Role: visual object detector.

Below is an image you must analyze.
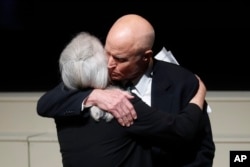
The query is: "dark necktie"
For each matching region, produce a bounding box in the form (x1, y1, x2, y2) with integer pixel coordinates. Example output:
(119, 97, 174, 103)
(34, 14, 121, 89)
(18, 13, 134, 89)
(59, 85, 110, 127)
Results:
(124, 81, 134, 92)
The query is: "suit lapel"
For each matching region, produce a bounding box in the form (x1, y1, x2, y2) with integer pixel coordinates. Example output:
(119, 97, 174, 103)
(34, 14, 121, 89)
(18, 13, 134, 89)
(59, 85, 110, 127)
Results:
(151, 60, 174, 113)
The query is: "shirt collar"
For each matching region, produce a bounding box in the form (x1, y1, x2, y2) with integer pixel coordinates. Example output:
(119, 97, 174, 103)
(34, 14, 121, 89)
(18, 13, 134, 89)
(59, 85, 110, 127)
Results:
(132, 59, 153, 95)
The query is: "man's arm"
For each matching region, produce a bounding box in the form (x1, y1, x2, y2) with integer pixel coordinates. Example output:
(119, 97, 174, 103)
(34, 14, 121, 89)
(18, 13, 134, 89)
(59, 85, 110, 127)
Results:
(37, 82, 92, 117)
(37, 82, 137, 126)
(126, 76, 206, 143)
(84, 88, 136, 126)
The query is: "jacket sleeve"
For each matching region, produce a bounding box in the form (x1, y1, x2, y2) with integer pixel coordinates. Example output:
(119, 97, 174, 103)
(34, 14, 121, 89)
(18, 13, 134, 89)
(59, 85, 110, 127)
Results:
(37, 82, 93, 118)
(126, 95, 204, 144)
(190, 100, 215, 167)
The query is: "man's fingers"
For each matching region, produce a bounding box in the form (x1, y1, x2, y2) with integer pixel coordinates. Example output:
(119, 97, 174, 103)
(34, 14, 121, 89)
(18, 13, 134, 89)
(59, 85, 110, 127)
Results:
(116, 104, 133, 127)
(92, 88, 137, 127)
(122, 91, 137, 120)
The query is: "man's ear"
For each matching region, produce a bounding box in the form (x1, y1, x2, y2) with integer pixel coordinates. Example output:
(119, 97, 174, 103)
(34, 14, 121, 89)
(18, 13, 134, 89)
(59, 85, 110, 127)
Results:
(143, 49, 153, 61)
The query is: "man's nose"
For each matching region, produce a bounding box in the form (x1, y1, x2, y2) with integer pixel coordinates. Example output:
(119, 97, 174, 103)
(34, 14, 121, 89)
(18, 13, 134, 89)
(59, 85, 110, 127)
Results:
(107, 57, 116, 69)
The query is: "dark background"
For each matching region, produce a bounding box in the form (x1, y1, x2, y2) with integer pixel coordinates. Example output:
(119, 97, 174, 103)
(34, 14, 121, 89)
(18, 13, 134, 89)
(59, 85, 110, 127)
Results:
(0, 1, 249, 92)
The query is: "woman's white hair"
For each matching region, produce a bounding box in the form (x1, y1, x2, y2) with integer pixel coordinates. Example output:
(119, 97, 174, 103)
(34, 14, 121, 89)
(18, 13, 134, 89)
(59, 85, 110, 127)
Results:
(59, 32, 109, 90)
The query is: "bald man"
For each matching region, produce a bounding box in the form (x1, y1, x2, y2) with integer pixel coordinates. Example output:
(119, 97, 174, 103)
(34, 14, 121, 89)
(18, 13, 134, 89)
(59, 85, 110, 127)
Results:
(37, 14, 215, 167)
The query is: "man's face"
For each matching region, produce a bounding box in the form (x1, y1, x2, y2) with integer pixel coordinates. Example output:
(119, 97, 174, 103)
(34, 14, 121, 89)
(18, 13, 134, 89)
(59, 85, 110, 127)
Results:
(105, 48, 145, 82)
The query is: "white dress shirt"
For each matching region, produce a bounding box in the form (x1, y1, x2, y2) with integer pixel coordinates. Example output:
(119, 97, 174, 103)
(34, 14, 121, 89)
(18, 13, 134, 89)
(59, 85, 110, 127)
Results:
(131, 60, 153, 106)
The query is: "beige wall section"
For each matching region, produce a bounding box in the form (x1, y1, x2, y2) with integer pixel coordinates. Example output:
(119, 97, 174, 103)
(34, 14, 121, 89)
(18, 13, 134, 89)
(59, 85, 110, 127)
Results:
(0, 91, 250, 167)
(0, 92, 61, 167)
(0, 92, 55, 133)
(206, 91, 250, 167)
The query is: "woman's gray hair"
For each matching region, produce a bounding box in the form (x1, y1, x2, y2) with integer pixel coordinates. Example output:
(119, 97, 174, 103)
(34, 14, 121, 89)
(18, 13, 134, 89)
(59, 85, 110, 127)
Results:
(59, 32, 109, 90)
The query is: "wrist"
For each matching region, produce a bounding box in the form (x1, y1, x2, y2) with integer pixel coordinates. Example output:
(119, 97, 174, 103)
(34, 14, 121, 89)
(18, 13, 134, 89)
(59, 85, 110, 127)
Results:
(84, 89, 100, 106)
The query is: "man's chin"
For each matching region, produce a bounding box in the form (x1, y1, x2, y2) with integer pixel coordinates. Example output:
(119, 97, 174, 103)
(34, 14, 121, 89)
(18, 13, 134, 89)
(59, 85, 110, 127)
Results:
(111, 77, 120, 81)
(110, 74, 118, 80)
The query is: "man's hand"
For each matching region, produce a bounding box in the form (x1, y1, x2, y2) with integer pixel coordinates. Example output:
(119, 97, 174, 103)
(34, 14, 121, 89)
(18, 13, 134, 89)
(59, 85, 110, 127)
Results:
(84, 88, 137, 127)
(190, 75, 207, 110)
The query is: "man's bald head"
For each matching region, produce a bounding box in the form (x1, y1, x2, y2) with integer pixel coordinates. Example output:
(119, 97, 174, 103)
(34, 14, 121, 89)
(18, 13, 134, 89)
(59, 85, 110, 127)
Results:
(106, 14, 155, 52)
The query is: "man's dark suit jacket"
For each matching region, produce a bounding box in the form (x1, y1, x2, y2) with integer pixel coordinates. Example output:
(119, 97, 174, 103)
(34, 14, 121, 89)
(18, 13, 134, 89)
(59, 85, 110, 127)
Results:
(150, 60, 215, 167)
(37, 59, 215, 167)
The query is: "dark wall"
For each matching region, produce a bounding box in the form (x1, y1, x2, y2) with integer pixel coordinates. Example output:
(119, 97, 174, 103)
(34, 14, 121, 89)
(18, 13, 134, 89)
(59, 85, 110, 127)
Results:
(1, 1, 249, 91)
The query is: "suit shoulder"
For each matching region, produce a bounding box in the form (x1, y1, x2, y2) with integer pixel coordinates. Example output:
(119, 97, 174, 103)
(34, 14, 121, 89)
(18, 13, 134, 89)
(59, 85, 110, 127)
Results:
(153, 60, 195, 78)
